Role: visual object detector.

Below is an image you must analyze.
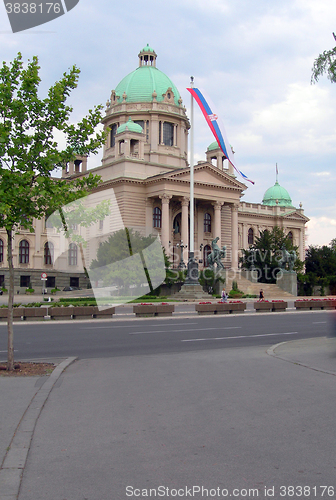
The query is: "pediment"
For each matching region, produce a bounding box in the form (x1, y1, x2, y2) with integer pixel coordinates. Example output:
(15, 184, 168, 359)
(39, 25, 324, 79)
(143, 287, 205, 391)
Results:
(146, 162, 247, 192)
(280, 210, 310, 222)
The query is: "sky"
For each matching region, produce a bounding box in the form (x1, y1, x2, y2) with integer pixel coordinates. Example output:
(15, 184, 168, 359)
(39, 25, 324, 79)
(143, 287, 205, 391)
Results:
(1, 0, 336, 247)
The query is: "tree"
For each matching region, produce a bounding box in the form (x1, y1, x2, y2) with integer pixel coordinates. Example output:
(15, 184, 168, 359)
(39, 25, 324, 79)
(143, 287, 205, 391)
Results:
(0, 53, 107, 370)
(240, 227, 303, 283)
(90, 228, 167, 298)
(302, 243, 336, 295)
(311, 33, 336, 83)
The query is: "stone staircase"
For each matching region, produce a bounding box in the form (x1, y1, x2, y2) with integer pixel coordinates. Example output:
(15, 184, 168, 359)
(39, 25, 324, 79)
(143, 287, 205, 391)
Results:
(224, 271, 295, 299)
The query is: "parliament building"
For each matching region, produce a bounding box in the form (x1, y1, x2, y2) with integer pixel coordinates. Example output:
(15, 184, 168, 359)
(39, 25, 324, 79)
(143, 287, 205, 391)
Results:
(0, 45, 309, 293)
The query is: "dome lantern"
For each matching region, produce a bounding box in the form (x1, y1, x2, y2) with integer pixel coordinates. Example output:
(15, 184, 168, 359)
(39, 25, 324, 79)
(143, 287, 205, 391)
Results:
(138, 44, 157, 67)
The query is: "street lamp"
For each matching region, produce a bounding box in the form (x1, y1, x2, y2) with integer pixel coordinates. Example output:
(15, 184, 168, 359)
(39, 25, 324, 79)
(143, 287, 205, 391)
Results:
(176, 241, 187, 269)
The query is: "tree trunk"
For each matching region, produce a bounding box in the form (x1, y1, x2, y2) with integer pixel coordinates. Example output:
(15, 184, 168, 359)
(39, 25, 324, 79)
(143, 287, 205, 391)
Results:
(6, 228, 14, 371)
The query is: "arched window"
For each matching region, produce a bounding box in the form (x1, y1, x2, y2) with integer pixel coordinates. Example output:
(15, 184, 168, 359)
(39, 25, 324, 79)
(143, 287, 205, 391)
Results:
(153, 207, 161, 228)
(19, 240, 29, 264)
(248, 228, 254, 246)
(68, 243, 77, 266)
(44, 242, 54, 265)
(287, 231, 293, 244)
(0, 238, 3, 263)
(173, 214, 181, 234)
(204, 213, 211, 233)
(204, 245, 211, 267)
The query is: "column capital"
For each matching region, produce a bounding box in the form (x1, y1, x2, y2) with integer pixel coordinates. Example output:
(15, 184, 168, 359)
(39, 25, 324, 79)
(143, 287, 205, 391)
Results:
(181, 196, 190, 207)
(159, 193, 172, 204)
(212, 201, 223, 210)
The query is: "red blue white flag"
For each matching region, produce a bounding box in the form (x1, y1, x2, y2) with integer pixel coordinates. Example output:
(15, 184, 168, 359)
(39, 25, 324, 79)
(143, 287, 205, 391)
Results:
(187, 87, 254, 184)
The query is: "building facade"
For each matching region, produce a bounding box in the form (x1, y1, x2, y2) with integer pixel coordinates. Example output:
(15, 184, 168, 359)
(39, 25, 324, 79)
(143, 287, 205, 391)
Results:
(0, 45, 308, 292)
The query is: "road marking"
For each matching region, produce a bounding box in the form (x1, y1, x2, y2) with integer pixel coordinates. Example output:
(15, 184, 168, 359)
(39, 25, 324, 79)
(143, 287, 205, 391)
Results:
(181, 332, 298, 342)
(313, 321, 327, 324)
(129, 327, 242, 335)
(81, 322, 198, 330)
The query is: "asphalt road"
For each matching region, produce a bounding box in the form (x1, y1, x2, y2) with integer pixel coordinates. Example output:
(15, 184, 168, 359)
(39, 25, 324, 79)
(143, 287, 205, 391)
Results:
(0, 311, 332, 361)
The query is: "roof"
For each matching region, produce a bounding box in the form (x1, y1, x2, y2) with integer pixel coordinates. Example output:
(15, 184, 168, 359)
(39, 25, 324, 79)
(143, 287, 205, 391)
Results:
(115, 47, 181, 105)
(262, 181, 293, 207)
(116, 118, 143, 135)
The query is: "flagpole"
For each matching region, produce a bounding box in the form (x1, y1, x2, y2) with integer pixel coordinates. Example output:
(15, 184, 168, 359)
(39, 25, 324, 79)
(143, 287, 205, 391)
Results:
(186, 76, 198, 283)
(190, 76, 194, 255)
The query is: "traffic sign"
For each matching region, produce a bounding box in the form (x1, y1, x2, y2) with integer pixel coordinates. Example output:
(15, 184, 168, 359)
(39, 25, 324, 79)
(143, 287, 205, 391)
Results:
(41, 272, 47, 280)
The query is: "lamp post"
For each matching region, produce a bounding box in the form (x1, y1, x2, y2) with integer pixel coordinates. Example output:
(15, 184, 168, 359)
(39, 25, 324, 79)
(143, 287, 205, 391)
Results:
(176, 241, 187, 269)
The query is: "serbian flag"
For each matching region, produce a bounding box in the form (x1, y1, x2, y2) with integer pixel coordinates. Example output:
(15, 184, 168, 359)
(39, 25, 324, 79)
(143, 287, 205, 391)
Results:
(187, 87, 254, 184)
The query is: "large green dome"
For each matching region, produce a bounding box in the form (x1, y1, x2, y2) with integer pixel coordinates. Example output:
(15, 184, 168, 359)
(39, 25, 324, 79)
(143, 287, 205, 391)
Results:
(114, 46, 181, 106)
(262, 181, 293, 207)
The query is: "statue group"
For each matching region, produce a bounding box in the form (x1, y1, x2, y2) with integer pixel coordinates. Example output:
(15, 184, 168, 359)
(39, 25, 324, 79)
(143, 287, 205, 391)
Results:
(278, 245, 297, 272)
(207, 237, 226, 271)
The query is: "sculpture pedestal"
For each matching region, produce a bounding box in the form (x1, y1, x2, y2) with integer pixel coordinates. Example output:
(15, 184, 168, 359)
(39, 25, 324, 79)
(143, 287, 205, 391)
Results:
(213, 270, 226, 295)
(276, 271, 297, 296)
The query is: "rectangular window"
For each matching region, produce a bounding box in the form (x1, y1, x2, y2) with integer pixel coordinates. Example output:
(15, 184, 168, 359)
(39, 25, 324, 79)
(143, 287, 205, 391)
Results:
(46, 276, 56, 288)
(20, 275, 30, 288)
(0, 275, 4, 288)
(163, 122, 174, 146)
(99, 219, 104, 230)
(70, 277, 79, 288)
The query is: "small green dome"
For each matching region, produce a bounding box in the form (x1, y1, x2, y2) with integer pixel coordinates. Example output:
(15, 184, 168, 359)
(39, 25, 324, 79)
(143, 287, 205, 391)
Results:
(208, 141, 220, 151)
(139, 43, 155, 54)
(262, 181, 293, 207)
(116, 118, 143, 135)
(115, 47, 181, 106)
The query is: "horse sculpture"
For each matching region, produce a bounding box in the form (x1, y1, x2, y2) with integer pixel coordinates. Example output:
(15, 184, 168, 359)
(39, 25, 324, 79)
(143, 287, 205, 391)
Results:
(278, 245, 297, 271)
(207, 237, 226, 271)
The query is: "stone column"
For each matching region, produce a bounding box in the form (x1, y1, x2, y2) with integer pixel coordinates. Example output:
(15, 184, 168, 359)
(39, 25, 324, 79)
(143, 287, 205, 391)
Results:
(159, 194, 172, 252)
(299, 228, 304, 262)
(212, 201, 223, 246)
(181, 197, 189, 263)
(231, 204, 239, 270)
(145, 198, 153, 236)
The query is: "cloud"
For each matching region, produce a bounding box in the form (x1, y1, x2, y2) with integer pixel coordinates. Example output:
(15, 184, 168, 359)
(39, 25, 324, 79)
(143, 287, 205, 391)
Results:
(306, 216, 336, 246)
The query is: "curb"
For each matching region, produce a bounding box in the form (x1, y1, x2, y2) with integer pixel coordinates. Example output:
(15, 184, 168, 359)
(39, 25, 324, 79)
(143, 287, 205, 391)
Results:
(266, 339, 336, 377)
(0, 356, 77, 499)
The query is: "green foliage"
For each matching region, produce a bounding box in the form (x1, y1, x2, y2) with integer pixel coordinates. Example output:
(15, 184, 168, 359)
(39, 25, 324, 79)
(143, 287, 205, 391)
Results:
(90, 228, 169, 294)
(228, 289, 244, 298)
(240, 227, 303, 283)
(311, 36, 336, 83)
(232, 280, 238, 291)
(300, 242, 336, 295)
(198, 268, 225, 294)
(0, 53, 106, 234)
